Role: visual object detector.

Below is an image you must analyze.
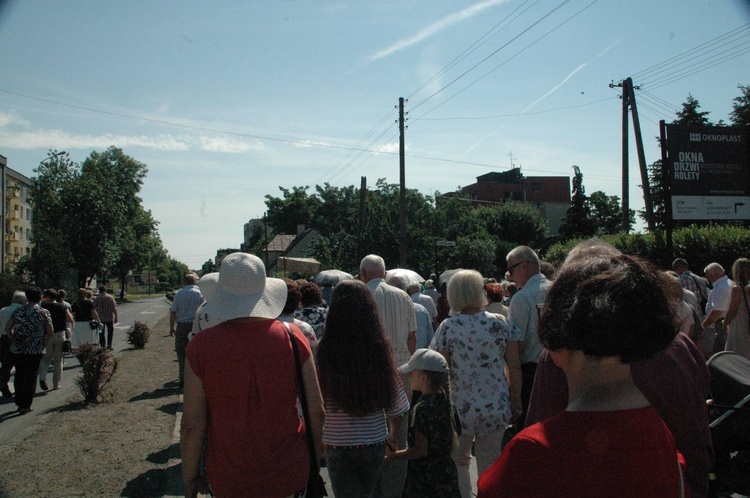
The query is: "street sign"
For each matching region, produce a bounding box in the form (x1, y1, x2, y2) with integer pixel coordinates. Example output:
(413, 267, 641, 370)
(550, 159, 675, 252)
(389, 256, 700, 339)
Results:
(435, 240, 456, 247)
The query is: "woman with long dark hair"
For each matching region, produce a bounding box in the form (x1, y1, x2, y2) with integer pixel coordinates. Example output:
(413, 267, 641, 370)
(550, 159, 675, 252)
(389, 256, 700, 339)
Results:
(316, 280, 409, 498)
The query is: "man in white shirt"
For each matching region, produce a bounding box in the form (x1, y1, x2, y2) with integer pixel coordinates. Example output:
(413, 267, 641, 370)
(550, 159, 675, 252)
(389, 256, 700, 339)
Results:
(506, 245, 552, 428)
(702, 262, 733, 353)
(406, 281, 437, 328)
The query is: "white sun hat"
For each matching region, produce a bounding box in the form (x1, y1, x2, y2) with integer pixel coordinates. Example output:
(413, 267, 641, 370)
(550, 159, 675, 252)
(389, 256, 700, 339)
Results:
(202, 252, 287, 321)
(196, 272, 219, 302)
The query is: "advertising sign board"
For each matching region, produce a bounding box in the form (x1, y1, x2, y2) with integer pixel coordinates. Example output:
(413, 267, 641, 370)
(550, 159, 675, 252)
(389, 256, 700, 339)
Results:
(665, 124, 749, 220)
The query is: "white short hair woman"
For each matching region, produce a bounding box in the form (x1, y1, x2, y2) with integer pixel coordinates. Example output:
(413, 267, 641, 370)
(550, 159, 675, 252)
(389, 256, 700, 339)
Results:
(430, 269, 523, 498)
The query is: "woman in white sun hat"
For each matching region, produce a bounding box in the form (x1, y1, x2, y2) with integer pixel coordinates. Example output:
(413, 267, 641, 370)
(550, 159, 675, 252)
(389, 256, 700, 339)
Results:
(180, 252, 324, 498)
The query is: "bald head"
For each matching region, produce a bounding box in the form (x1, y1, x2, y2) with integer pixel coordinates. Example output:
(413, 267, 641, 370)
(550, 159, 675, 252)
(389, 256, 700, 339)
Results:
(388, 276, 407, 291)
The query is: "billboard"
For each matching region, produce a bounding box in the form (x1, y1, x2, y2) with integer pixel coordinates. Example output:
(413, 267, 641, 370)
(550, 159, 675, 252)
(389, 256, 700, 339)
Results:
(665, 124, 750, 220)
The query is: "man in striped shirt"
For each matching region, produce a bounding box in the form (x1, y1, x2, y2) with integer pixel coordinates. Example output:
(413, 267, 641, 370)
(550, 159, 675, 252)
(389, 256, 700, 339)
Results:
(360, 254, 416, 498)
(94, 286, 118, 350)
(170, 274, 204, 387)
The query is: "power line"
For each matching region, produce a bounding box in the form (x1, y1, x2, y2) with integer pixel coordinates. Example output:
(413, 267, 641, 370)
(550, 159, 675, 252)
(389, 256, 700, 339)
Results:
(631, 23, 750, 80)
(407, 0, 539, 100)
(410, 0, 599, 121)
(0, 87, 395, 157)
(646, 45, 750, 91)
(415, 97, 614, 121)
(408, 0, 574, 115)
(313, 108, 397, 185)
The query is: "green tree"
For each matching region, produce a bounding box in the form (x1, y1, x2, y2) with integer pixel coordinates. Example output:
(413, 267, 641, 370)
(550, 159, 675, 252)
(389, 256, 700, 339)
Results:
(29, 150, 78, 287)
(730, 84, 750, 127)
(559, 165, 595, 239)
(673, 94, 712, 125)
(638, 160, 668, 230)
(454, 235, 497, 277)
(30, 147, 182, 291)
(265, 186, 322, 234)
(589, 191, 633, 235)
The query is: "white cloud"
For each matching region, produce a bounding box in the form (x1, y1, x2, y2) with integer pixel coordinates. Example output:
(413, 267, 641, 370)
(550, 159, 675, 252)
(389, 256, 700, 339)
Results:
(0, 112, 260, 153)
(197, 136, 258, 153)
(371, 0, 509, 61)
(522, 63, 588, 113)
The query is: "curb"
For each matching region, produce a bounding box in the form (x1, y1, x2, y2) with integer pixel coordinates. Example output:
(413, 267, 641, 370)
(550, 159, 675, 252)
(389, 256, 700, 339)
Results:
(163, 393, 184, 497)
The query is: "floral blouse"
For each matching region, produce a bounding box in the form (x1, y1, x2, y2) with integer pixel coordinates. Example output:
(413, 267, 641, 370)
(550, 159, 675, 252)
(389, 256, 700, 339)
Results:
(293, 306, 327, 339)
(430, 311, 522, 435)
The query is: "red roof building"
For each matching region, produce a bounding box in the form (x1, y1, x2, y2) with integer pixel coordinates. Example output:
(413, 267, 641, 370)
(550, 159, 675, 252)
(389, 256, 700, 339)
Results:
(459, 169, 570, 235)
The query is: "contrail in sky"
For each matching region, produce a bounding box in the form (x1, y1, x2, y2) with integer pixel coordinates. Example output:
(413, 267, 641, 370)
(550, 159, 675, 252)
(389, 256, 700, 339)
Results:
(371, 0, 510, 61)
(522, 63, 588, 113)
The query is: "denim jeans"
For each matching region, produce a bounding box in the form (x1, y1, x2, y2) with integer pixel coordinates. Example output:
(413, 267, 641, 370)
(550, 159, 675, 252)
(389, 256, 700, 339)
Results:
(99, 321, 114, 348)
(326, 444, 386, 498)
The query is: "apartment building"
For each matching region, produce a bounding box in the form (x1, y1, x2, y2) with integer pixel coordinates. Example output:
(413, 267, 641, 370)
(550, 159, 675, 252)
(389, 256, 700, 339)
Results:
(0, 155, 33, 271)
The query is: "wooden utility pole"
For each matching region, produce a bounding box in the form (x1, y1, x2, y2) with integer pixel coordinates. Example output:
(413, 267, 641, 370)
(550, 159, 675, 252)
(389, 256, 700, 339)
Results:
(398, 97, 407, 268)
(621, 81, 630, 232)
(357, 176, 367, 263)
(611, 77, 655, 232)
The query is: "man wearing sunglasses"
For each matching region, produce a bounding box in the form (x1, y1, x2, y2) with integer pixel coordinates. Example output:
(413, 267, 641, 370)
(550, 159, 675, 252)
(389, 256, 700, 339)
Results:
(505, 246, 551, 429)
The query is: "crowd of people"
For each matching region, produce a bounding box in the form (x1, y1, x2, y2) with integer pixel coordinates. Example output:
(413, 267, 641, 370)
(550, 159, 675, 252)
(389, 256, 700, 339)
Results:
(3, 239, 738, 496)
(0, 285, 119, 414)
(172, 239, 749, 498)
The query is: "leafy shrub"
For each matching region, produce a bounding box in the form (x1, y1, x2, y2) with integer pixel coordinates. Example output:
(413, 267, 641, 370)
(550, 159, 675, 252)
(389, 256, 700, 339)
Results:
(126, 321, 151, 349)
(75, 344, 118, 404)
(542, 225, 750, 272)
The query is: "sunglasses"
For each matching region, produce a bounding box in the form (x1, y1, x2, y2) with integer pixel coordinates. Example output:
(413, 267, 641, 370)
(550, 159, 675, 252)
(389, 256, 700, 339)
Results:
(507, 261, 524, 273)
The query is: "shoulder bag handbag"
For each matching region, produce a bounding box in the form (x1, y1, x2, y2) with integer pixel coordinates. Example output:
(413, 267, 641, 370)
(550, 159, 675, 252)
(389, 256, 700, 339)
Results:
(284, 321, 328, 498)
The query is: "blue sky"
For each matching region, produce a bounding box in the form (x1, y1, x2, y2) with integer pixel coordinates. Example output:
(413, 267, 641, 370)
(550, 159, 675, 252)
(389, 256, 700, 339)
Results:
(1, 0, 748, 269)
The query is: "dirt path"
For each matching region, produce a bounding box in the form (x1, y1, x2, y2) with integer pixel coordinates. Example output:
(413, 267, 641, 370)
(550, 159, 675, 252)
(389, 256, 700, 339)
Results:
(0, 314, 181, 497)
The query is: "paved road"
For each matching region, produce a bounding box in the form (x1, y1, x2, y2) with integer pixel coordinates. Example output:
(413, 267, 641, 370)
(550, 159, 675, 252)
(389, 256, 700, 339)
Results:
(0, 296, 171, 448)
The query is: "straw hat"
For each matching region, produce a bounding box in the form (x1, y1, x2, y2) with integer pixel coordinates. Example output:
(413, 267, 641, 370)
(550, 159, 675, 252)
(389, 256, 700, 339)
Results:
(202, 252, 286, 321)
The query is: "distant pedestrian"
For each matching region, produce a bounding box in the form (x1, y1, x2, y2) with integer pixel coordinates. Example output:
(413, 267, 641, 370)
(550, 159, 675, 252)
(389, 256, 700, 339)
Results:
(293, 281, 327, 339)
(721, 258, 750, 360)
(6, 286, 53, 414)
(0, 291, 27, 398)
(38, 289, 75, 390)
(56, 289, 72, 311)
(94, 286, 118, 350)
(71, 288, 100, 348)
(673, 258, 709, 315)
(278, 278, 318, 349)
(702, 262, 733, 353)
(388, 349, 460, 497)
(189, 272, 220, 340)
(170, 274, 204, 387)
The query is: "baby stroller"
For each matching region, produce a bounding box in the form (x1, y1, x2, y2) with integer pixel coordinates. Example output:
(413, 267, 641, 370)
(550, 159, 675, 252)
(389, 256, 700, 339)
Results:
(706, 351, 750, 497)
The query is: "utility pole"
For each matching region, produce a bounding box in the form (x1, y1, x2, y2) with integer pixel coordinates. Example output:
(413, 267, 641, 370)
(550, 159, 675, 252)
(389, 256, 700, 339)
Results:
(398, 97, 407, 268)
(357, 176, 367, 263)
(610, 77, 655, 232)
